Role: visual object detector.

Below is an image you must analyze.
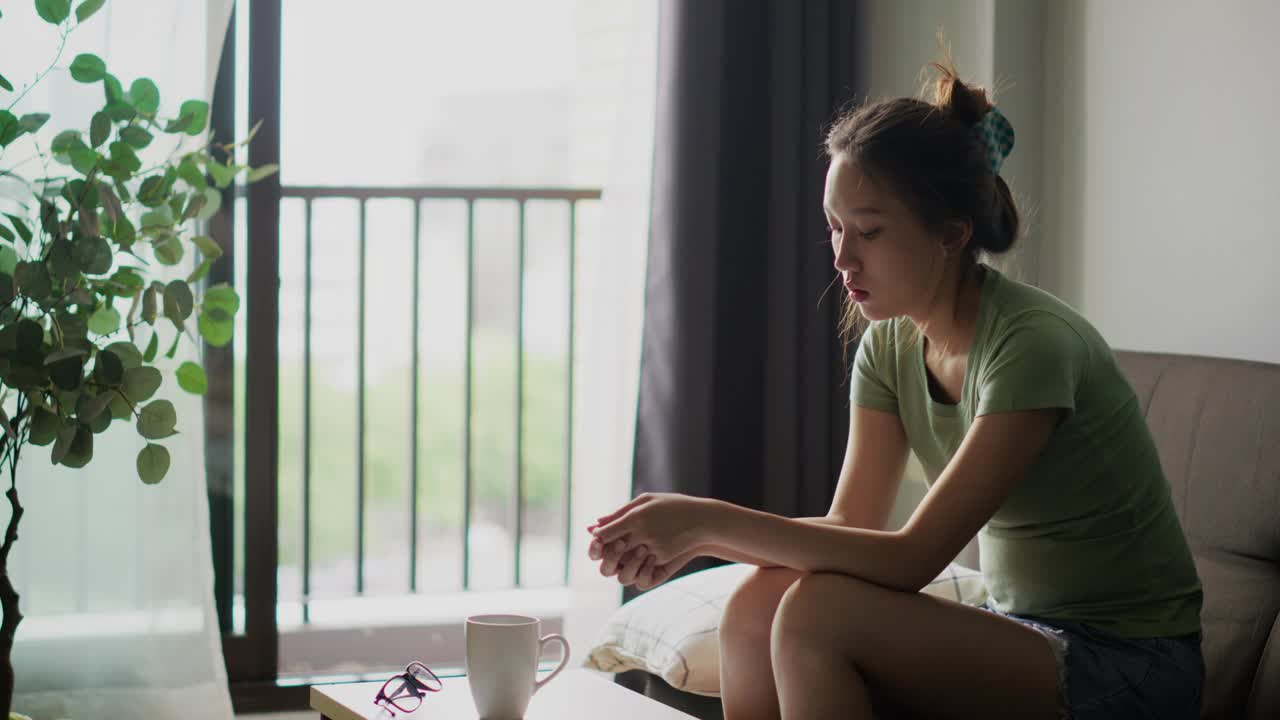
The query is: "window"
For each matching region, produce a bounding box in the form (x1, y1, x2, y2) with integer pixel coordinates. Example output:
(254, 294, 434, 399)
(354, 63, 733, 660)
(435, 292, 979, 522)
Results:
(211, 0, 646, 690)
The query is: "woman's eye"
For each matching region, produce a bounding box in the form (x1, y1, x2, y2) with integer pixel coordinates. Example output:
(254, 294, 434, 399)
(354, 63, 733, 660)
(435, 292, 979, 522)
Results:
(857, 228, 880, 240)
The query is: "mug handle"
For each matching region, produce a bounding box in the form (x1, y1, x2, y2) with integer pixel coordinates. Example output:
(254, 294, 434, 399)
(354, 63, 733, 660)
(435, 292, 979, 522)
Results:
(533, 633, 571, 692)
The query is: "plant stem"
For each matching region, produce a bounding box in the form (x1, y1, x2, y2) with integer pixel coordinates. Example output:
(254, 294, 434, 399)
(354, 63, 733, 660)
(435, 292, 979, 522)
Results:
(0, 396, 27, 718)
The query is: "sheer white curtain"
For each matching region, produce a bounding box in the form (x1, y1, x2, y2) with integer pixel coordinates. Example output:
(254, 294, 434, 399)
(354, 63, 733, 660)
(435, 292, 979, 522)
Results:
(1, 2, 234, 718)
(563, 0, 659, 660)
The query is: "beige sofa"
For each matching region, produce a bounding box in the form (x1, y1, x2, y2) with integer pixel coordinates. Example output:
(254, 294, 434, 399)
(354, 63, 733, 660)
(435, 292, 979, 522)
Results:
(620, 350, 1280, 719)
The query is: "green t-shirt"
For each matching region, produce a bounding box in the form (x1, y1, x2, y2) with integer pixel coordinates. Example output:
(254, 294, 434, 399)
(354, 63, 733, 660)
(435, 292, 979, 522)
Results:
(851, 265, 1202, 638)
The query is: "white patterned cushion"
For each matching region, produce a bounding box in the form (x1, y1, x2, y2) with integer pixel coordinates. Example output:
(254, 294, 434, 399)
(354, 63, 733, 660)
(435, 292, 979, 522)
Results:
(583, 562, 987, 697)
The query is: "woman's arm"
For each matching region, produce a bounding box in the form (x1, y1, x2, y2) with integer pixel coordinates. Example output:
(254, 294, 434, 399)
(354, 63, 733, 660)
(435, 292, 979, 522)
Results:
(696, 408, 1062, 590)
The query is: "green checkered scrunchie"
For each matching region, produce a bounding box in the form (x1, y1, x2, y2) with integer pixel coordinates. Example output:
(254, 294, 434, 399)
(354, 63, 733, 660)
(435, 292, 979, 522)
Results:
(974, 106, 1015, 175)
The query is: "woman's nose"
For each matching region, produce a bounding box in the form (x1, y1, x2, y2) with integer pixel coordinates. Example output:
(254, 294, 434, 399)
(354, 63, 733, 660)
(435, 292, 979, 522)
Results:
(832, 241, 859, 273)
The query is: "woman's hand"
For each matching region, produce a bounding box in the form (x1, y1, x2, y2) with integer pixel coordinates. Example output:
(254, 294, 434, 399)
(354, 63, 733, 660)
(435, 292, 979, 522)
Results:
(589, 493, 716, 566)
(588, 527, 699, 591)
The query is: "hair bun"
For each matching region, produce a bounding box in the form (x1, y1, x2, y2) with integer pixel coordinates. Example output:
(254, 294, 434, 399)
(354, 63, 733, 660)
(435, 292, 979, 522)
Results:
(928, 60, 991, 128)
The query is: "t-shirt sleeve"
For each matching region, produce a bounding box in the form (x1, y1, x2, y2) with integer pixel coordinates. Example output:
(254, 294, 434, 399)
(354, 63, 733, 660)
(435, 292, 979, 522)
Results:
(976, 311, 1089, 417)
(850, 320, 899, 414)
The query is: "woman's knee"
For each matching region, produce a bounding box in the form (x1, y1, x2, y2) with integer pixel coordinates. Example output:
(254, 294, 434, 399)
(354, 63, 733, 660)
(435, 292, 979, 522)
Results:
(721, 567, 807, 643)
(773, 572, 882, 646)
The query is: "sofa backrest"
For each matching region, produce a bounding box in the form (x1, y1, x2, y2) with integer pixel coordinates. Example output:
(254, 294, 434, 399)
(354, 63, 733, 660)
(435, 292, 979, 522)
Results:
(1114, 351, 1280, 720)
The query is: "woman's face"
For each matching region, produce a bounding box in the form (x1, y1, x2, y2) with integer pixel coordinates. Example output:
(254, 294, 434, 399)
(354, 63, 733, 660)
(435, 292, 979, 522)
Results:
(822, 156, 953, 322)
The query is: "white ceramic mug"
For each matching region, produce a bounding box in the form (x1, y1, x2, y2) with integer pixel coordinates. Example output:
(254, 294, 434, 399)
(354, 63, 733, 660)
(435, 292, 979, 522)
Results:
(464, 614, 570, 719)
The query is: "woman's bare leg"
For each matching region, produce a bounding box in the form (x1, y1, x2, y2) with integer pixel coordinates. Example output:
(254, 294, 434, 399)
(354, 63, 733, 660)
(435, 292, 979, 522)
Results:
(770, 572, 1060, 720)
(718, 567, 807, 720)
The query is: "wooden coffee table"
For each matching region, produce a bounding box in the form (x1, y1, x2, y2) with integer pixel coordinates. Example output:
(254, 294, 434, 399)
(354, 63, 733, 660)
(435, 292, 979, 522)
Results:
(310, 668, 701, 719)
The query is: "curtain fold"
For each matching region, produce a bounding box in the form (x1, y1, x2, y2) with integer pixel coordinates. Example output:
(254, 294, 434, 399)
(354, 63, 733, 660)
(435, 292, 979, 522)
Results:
(630, 0, 867, 590)
(2, 3, 235, 718)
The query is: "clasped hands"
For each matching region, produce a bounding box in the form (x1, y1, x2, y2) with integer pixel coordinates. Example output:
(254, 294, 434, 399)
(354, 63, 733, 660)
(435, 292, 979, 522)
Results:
(587, 492, 713, 591)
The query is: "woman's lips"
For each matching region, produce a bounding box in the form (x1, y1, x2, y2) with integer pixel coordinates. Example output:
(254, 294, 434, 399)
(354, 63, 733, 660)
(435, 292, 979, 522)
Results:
(845, 285, 870, 302)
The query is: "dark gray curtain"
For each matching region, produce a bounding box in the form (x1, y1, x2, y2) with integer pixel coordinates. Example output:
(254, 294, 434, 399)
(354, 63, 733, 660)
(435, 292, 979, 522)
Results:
(629, 0, 867, 592)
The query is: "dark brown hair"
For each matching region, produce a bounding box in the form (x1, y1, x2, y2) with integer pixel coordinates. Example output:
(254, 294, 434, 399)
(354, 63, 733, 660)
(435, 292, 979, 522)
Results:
(825, 56, 1020, 349)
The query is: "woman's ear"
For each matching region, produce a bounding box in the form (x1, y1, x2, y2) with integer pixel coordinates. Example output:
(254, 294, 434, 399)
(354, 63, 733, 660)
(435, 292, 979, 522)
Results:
(940, 218, 974, 255)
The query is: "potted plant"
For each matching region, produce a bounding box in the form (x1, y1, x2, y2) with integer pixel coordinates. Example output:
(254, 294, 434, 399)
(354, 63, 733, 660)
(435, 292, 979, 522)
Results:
(0, 1, 271, 715)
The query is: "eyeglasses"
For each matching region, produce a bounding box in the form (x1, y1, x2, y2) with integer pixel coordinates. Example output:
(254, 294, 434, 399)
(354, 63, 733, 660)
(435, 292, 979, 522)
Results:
(373, 661, 443, 717)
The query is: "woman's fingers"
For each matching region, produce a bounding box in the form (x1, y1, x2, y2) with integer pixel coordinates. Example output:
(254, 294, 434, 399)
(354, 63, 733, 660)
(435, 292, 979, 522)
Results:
(631, 554, 658, 589)
(615, 546, 649, 586)
(598, 538, 631, 576)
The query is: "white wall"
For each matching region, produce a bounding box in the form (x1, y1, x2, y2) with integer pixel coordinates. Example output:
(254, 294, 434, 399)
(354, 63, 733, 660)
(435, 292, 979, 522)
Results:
(1039, 0, 1280, 365)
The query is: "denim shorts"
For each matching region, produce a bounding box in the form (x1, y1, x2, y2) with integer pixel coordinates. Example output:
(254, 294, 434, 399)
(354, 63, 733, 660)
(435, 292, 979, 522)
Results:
(980, 605, 1205, 720)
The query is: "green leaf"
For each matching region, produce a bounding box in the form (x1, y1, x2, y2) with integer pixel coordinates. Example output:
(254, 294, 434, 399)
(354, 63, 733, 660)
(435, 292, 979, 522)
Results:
(136, 399, 177, 439)
(129, 78, 160, 115)
(98, 184, 124, 221)
(93, 348, 124, 384)
(140, 204, 174, 230)
(0, 247, 18, 275)
(65, 178, 100, 208)
(120, 125, 152, 149)
(198, 311, 233, 347)
(105, 267, 144, 296)
(74, 235, 112, 275)
(179, 99, 209, 136)
(29, 406, 61, 446)
(19, 113, 50, 133)
(43, 347, 88, 365)
(0, 72, 12, 93)
(177, 155, 206, 190)
(51, 423, 77, 464)
(69, 53, 107, 83)
(138, 175, 168, 207)
(154, 236, 184, 266)
(61, 424, 93, 467)
(0, 112, 19, 147)
(88, 304, 120, 335)
(203, 284, 241, 314)
(51, 129, 84, 154)
(142, 285, 157, 324)
(142, 331, 158, 362)
(0, 225, 12, 243)
(176, 361, 207, 395)
(247, 164, 279, 183)
(186, 259, 212, 284)
(36, 0, 72, 24)
(69, 147, 99, 175)
(14, 261, 52, 302)
(206, 159, 236, 189)
(108, 389, 132, 420)
(164, 330, 180, 359)
(108, 141, 141, 175)
(137, 443, 170, 484)
(191, 235, 223, 259)
(103, 73, 125, 105)
(90, 111, 111, 148)
(104, 341, 143, 369)
(195, 186, 221, 221)
(75, 0, 106, 22)
(106, 216, 132, 250)
(77, 389, 113, 423)
(122, 365, 162, 403)
(164, 279, 194, 320)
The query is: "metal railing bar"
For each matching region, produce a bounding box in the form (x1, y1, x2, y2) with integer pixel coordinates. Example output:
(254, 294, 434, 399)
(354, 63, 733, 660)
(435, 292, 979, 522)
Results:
(514, 199, 526, 587)
(563, 199, 577, 585)
(409, 199, 423, 592)
(462, 199, 475, 591)
(272, 186, 602, 202)
(302, 197, 313, 623)
(356, 198, 367, 595)
(409, 200, 422, 592)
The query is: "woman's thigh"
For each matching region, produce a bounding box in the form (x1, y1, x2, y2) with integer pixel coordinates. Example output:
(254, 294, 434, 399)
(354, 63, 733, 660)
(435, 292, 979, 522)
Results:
(771, 572, 1060, 720)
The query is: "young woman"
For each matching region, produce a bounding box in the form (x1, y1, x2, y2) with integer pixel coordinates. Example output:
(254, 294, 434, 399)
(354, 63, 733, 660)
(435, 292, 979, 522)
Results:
(588, 58, 1203, 720)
